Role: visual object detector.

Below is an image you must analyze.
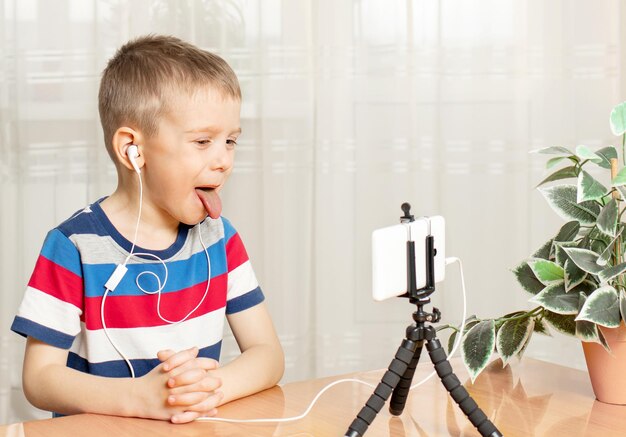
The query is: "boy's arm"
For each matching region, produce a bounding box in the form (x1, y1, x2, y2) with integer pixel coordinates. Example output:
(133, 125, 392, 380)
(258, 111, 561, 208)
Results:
(22, 337, 220, 420)
(193, 302, 284, 405)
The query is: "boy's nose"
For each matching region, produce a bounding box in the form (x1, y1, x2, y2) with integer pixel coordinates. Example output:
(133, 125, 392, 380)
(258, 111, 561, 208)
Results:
(208, 141, 233, 171)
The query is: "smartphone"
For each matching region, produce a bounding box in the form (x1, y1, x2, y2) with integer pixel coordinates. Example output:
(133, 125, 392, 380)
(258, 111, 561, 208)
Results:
(371, 216, 445, 301)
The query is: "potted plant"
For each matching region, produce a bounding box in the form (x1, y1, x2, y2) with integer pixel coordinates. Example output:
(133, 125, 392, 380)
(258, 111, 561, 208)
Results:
(448, 101, 626, 404)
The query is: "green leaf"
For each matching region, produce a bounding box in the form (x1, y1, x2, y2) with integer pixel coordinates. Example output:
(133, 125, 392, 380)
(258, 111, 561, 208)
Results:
(612, 167, 626, 187)
(595, 146, 618, 169)
(462, 320, 496, 383)
(527, 259, 564, 285)
(598, 262, 626, 283)
(543, 311, 576, 337)
(576, 285, 620, 328)
(577, 170, 608, 203)
(538, 185, 600, 225)
(576, 293, 601, 342)
(536, 166, 578, 187)
(531, 146, 573, 155)
(575, 145, 603, 164)
(530, 282, 578, 314)
(597, 199, 618, 237)
(496, 317, 534, 366)
(610, 102, 626, 136)
(562, 247, 603, 274)
(512, 261, 545, 296)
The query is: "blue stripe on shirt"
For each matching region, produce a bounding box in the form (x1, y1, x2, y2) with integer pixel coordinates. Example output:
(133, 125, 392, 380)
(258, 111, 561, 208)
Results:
(82, 242, 228, 297)
(40, 229, 82, 278)
(66, 341, 223, 378)
(226, 287, 265, 314)
(11, 316, 75, 349)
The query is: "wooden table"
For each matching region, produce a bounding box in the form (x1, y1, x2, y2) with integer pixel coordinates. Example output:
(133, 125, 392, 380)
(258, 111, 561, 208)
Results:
(1, 357, 624, 436)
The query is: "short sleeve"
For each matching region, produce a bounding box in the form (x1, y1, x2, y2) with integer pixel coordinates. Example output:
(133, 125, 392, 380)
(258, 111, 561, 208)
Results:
(11, 229, 83, 349)
(222, 218, 265, 314)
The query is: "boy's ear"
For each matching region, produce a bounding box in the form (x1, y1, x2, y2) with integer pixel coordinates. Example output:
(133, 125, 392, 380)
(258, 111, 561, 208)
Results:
(112, 127, 145, 173)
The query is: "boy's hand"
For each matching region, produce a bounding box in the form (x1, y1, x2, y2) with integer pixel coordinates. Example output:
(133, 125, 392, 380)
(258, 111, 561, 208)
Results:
(156, 347, 223, 423)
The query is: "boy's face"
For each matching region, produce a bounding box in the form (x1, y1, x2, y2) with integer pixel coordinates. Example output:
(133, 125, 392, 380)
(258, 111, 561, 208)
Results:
(141, 87, 241, 225)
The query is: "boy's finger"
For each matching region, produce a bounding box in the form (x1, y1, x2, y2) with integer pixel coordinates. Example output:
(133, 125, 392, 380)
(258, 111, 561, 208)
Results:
(171, 410, 201, 424)
(167, 391, 209, 407)
(167, 368, 206, 388)
(161, 346, 199, 372)
(168, 357, 219, 378)
(157, 349, 175, 361)
(169, 375, 222, 395)
(182, 391, 224, 413)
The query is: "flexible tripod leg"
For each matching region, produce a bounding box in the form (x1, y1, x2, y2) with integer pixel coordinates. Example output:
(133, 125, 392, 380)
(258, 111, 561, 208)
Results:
(389, 340, 423, 415)
(426, 336, 503, 437)
(344, 339, 418, 437)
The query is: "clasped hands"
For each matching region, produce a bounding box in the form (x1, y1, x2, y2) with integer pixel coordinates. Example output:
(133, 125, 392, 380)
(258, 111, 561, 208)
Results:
(138, 346, 222, 423)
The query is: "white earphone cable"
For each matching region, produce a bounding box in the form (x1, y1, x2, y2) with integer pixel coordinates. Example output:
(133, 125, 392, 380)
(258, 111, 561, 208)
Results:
(101, 166, 212, 378)
(197, 256, 468, 424)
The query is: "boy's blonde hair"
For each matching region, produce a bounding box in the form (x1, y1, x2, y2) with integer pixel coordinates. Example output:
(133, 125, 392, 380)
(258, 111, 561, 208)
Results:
(98, 34, 241, 159)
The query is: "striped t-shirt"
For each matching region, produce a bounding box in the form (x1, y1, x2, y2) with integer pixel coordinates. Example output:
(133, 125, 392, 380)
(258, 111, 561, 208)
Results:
(11, 198, 264, 378)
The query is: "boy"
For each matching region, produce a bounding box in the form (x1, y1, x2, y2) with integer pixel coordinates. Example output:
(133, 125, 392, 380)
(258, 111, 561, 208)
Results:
(10, 34, 284, 424)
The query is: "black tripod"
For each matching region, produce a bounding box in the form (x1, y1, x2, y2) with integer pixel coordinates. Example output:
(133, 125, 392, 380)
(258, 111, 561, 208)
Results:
(344, 203, 503, 437)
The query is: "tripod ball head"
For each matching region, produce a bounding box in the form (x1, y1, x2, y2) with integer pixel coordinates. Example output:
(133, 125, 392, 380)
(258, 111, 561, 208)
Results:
(400, 203, 414, 222)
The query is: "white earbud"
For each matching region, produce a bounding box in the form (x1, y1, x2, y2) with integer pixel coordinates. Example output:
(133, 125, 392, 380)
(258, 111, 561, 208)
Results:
(126, 144, 141, 174)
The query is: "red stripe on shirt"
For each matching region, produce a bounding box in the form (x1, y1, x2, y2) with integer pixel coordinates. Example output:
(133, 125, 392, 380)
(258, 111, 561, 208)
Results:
(226, 233, 249, 272)
(83, 273, 227, 329)
(28, 255, 83, 310)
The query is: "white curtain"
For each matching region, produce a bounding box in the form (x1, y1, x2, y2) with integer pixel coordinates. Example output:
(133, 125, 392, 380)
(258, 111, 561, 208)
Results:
(1, 0, 624, 424)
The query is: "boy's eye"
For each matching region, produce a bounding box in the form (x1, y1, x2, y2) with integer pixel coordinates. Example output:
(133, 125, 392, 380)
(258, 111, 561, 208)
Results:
(226, 139, 238, 147)
(195, 140, 211, 146)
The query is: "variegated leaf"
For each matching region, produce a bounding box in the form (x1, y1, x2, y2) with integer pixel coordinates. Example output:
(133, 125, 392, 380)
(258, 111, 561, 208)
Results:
(496, 317, 534, 366)
(595, 146, 618, 169)
(612, 167, 626, 187)
(577, 170, 608, 203)
(533, 318, 551, 336)
(462, 320, 496, 382)
(610, 102, 626, 136)
(598, 328, 611, 352)
(575, 293, 601, 343)
(530, 282, 578, 314)
(598, 262, 626, 283)
(512, 261, 545, 296)
(597, 198, 618, 237)
(532, 146, 573, 155)
(564, 258, 587, 291)
(596, 231, 620, 266)
(576, 286, 620, 328)
(543, 311, 576, 337)
(527, 259, 564, 285)
(554, 241, 576, 266)
(546, 156, 568, 169)
(532, 239, 553, 260)
(554, 221, 580, 242)
(562, 247, 603, 274)
(575, 145, 603, 164)
(537, 166, 578, 187)
(620, 289, 626, 322)
(538, 185, 600, 225)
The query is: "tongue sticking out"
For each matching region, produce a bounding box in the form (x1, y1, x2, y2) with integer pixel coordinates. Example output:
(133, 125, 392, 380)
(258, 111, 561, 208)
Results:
(196, 188, 222, 219)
